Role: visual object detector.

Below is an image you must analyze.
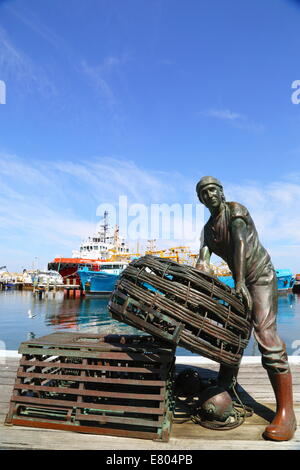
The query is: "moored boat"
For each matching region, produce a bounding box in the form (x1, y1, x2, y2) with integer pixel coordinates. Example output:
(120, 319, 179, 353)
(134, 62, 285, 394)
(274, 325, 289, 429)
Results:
(77, 262, 128, 296)
(218, 268, 295, 292)
(48, 211, 132, 285)
(32, 270, 64, 288)
(0, 268, 25, 289)
(275, 269, 295, 292)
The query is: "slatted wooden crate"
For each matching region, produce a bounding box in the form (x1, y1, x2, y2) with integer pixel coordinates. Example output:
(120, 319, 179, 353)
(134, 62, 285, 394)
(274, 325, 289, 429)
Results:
(5, 332, 175, 442)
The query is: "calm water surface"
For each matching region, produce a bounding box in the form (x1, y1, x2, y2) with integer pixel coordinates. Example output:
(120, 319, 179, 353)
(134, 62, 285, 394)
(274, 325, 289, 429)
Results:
(1, 290, 300, 356)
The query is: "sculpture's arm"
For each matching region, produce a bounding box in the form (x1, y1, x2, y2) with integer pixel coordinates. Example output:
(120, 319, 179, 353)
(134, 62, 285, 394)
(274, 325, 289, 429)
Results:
(231, 218, 253, 312)
(195, 245, 214, 275)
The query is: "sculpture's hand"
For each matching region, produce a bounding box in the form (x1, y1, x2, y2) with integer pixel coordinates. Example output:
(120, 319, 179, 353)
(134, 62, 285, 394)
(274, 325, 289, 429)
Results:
(195, 262, 214, 276)
(235, 280, 253, 312)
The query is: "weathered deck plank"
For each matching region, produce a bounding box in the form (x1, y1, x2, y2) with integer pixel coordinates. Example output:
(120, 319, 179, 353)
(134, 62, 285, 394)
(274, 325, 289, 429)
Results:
(1, 357, 300, 450)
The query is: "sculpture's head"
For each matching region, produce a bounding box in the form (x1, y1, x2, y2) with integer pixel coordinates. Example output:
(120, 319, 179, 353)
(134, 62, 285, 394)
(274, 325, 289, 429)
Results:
(196, 176, 225, 212)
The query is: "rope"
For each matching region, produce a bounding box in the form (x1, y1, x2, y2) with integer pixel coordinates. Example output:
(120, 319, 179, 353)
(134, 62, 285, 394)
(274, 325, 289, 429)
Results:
(190, 379, 253, 430)
(175, 377, 254, 431)
(230, 377, 253, 423)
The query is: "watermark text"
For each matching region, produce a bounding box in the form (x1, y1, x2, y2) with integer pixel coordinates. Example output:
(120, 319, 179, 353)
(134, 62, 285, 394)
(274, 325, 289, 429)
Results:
(291, 80, 300, 104)
(96, 195, 204, 242)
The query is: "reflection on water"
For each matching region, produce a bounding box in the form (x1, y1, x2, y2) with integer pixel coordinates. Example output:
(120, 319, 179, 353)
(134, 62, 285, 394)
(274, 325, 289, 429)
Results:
(278, 293, 296, 317)
(46, 296, 111, 330)
(1, 290, 300, 356)
(244, 292, 300, 356)
(0, 290, 140, 350)
(45, 295, 141, 336)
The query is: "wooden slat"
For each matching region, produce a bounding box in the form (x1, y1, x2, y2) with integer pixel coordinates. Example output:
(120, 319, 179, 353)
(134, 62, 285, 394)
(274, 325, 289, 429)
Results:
(19, 359, 162, 374)
(13, 383, 164, 400)
(9, 403, 164, 428)
(19, 347, 170, 362)
(8, 395, 165, 415)
(16, 370, 166, 387)
(8, 418, 159, 440)
(75, 413, 163, 427)
(19, 333, 174, 354)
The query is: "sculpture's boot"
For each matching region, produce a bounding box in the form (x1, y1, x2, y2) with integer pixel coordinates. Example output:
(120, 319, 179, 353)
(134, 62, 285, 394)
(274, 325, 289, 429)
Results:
(263, 371, 297, 441)
(217, 364, 239, 390)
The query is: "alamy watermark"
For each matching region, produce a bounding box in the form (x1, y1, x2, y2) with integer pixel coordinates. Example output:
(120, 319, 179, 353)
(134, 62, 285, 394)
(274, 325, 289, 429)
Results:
(0, 80, 6, 104)
(96, 195, 204, 242)
(291, 80, 300, 104)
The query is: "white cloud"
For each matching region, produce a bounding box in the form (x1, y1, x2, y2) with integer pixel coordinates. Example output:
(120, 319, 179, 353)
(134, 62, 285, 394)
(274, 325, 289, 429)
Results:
(225, 179, 300, 271)
(50, 157, 177, 204)
(203, 108, 244, 121)
(200, 108, 264, 132)
(80, 55, 130, 113)
(6, 4, 66, 51)
(81, 61, 116, 109)
(0, 26, 56, 98)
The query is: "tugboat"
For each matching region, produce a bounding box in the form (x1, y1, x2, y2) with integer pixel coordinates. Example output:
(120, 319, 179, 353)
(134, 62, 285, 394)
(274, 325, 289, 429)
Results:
(48, 211, 131, 285)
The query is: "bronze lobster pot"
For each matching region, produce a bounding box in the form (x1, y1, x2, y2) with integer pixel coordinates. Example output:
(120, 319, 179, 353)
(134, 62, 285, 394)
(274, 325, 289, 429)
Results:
(108, 255, 252, 368)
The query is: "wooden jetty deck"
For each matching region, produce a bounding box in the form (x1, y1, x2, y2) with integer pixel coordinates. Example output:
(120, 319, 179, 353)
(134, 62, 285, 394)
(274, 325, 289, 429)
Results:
(1, 354, 300, 450)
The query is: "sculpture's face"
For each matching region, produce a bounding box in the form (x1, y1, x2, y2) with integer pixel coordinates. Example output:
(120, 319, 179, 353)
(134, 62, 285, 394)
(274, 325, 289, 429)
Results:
(199, 184, 223, 211)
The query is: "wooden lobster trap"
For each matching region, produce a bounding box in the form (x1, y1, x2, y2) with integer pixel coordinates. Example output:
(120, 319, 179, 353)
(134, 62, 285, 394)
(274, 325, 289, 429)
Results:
(5, 332, 175, 442)
(108, 256, 252, 368)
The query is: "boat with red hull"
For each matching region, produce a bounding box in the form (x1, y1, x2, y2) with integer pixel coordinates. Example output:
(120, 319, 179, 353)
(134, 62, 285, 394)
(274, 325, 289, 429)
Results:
(47, 212, 131, 285)
(47, 257, 109, 285)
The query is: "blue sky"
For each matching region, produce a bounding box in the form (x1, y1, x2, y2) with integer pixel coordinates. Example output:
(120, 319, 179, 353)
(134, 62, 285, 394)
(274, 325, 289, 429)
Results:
(1, 0, 300, 272)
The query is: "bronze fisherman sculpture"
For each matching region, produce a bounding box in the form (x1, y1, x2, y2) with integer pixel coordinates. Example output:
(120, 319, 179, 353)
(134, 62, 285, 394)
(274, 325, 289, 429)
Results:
(195, 176, 296, 441)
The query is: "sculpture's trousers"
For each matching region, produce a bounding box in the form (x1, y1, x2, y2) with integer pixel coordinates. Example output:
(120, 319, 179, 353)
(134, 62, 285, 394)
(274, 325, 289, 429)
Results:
(247, 263, 289, 374)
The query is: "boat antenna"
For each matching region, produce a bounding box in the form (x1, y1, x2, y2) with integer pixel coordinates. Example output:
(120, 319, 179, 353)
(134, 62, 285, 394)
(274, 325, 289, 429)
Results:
(101, 211, 109, 243)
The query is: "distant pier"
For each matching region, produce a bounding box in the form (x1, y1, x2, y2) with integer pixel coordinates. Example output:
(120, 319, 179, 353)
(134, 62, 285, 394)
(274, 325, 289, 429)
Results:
(0, 281, 85, 298)
(63, 284, 85, 298)
(32, 283, 84, 299)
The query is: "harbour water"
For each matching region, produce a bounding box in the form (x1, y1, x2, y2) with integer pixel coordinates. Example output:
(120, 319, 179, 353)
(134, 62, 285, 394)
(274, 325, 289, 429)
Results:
(1, 290, 300, 357)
